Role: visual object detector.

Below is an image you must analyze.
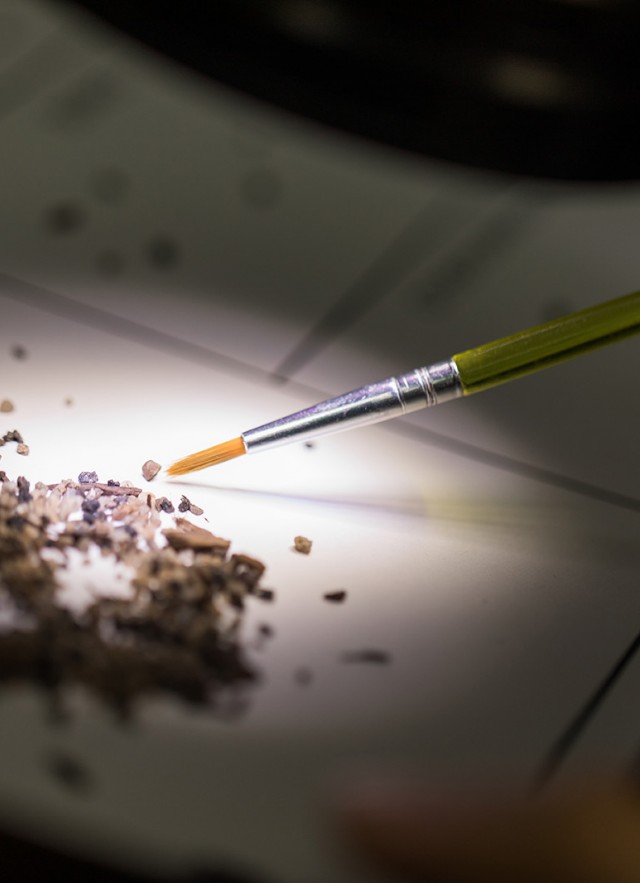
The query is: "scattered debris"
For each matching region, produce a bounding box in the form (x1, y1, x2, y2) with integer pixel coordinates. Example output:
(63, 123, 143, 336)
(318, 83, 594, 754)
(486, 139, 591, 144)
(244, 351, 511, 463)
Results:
(1, 430, 29, 455)
(141, 459, 161, 482)
(293, 535, 313, 554)
(47, 480, 142, 497)
(323, 590, 347, 603)
(1, 430, 24, 445)
(0, 471, 272, 719)
(0, 400, 14, 413)
(342, 650, 391, 665)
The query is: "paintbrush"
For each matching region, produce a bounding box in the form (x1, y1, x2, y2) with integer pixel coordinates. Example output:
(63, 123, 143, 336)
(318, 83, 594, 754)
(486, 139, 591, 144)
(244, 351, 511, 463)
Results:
(168, 290, 640, 476)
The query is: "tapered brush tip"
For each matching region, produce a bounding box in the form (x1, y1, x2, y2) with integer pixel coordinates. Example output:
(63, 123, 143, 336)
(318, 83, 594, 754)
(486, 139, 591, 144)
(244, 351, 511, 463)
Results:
(167, 436, 246, 476)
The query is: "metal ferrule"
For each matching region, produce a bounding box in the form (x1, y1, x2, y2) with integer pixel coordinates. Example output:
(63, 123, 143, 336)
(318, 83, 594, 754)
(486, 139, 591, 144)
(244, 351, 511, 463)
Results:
(243, 359, 463, 453)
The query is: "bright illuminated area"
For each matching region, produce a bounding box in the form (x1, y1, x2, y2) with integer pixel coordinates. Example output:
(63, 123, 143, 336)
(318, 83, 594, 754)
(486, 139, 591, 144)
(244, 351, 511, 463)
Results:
(0, 3, 639, 882)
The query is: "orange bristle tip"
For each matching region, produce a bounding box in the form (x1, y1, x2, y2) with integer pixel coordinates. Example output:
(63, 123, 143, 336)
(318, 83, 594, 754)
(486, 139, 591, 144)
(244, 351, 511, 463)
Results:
(167, 437, 245, 476)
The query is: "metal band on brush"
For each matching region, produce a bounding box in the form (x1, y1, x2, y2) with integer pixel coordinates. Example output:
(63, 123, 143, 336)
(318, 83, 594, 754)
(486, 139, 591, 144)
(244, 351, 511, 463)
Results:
(243, 359, 463, 453)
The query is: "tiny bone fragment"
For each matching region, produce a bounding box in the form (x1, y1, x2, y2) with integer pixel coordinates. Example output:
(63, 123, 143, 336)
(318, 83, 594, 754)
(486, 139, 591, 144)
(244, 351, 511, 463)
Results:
(142, 459, 161, 481)
(16, 443, 29, 456)
(341, 649, 391, 665)
(324, 590, 347, 603)
(0, 400, 14, 412)
(293, 535, 313, 554)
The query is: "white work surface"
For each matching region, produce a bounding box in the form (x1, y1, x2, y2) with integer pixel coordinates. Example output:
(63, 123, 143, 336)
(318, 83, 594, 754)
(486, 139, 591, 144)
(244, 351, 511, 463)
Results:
(0, 3, 639, 882)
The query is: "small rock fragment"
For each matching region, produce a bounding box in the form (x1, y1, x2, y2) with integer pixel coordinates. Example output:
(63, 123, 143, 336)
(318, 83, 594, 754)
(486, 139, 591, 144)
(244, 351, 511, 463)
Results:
(253, 587, 275, 602)
(155, 496, 175, 514)
(16, 476, 31, 503)
(163, 519, 230, 553)
(293, 535, 312, 554)
(16, 443, 29, 456)
(342, 650, 391, 665)
(324, 590, 347, 603)
(176, 494, 204, 516)
(78, 471, 99, 484)
(258, 624, 274, 639)
(142, 459, 161, 481)
(0, 399, 14, 412)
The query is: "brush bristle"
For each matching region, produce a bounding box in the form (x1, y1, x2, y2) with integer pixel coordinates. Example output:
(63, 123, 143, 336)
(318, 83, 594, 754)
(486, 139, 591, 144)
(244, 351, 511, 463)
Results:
(167, 437, 246, 476)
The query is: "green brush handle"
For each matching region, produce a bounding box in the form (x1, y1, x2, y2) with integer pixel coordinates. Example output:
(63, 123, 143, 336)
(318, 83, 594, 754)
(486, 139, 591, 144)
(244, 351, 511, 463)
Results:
(452, 290, 640, 395)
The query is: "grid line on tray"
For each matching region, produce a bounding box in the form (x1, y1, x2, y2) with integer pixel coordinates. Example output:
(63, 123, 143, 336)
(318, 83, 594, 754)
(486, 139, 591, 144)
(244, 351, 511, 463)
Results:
(0, 30, 92, 124)
(412, 189, 534, 311)
(272, 198, 442, 378)
(273, 184, 531, 379)
(533, 627, 640, 789)
(1, 271, 639, 514)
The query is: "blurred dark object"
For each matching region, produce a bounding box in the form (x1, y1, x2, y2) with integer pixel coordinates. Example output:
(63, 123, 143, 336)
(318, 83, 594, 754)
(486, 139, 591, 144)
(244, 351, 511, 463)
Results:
(0, 823, 262, 883)
(65, 1, 640, 181)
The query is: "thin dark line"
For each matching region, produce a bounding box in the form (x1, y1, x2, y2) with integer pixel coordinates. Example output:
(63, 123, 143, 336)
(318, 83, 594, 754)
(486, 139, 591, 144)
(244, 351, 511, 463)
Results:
(0, 31, 89, 123)
(533, 627, 640, 790)
(392, 420, 640, 514)
(412, 192, 530, 310)
(0, 273, 270, 386)
(1, 272, 638, 514)
(273, 185, 528, 380)
(272, 197, 443, 379)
